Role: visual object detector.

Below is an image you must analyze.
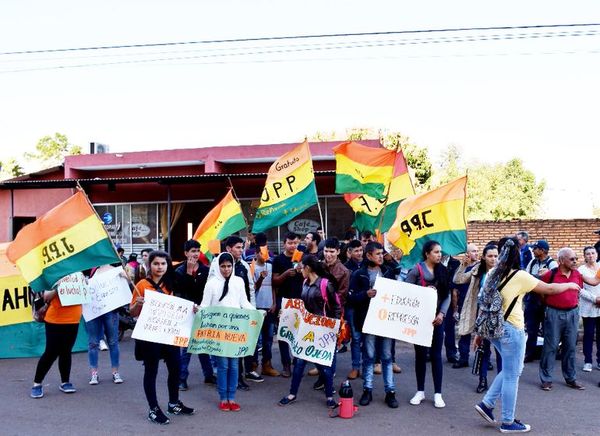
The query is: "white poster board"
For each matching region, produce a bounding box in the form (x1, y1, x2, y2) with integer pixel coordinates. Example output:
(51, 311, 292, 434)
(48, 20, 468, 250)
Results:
(132, 291, 195, 347)
(82, 266, 133, 321)
(56, 272, 91, 306)
(362, 276, 437, 347)
(278, 298, 340, 366)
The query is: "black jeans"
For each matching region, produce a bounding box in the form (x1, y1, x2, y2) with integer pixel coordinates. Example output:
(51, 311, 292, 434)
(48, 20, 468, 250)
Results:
(414, 322, 444, 393)
(142, 344, 181, 409)
(34, 322, 79, 384)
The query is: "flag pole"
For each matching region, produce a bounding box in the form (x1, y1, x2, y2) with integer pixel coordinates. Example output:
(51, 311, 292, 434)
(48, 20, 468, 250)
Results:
(75, 183, 137, 289)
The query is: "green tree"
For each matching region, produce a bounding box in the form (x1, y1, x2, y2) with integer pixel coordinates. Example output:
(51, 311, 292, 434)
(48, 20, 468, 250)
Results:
(435, 153, 545, 220)
(0, 157, 24, 180)
(24, 133, 82, 168)
(382, 131, 432, 191)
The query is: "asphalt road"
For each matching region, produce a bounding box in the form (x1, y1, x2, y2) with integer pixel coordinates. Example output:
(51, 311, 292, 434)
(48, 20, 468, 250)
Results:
(1, 333, 598, 436)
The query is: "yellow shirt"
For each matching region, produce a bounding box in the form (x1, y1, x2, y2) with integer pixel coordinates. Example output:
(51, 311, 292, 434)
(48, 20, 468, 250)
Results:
(500, 270, 539, 330)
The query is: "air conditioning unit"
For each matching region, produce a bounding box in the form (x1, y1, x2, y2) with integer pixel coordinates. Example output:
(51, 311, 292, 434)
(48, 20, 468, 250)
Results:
(90, 142, 110, 154)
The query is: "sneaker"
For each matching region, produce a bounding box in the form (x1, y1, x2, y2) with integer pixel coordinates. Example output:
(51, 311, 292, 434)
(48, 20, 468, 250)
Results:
(148, 406, 170, 425)
(392, 363, 402, 374)
(566, 380, 585, 390)
(278, 395, 297, 406)
(308, 367, 319, 376)
(338, 344, 348, 353)
(178, 381, 188, 391)
(237, 379, 250, 391)
(313, 380, 325, 391)
(168, 400, 195, 415)
(219, 401, 230, 411)
(475, 402, 496, 424)
(540, 382, 552, 391)
(228, 401, 241, 412)
(59, 383, 76, 393)
(204, 375, 217, 384)
(326, 398, 337, 409)
(385, 391, 399, 408)
(582, 363, 593, 372)
(359, 389, 372, 406)
(409, 391, 425, 405)
(499, 419, 531, 433)
(99, 339, 108, 351)
(30, 385, 43, 399)
(112, 372, 123, 384)
(373, 363, 382, 374)
(245, 371, 264, 383)
(434, 393, 445, 408)
(89, 372, 99, 385)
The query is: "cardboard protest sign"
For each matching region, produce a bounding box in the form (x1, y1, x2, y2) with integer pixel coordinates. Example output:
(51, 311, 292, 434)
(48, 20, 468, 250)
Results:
(187, 306, 263, 357)
(82, 266, 132, 322)
(56, 272, 91, 306)
(131, 291, 195, 347)
(278, 298, 340, 367)
(362, 276, 437, 347)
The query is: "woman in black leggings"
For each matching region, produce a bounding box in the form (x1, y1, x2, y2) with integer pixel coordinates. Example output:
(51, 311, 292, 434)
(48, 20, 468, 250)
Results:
(31, 284, 82, 398)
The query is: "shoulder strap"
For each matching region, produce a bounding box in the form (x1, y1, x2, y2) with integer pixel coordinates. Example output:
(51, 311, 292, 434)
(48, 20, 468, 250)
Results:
(503, 296, 520, 321)
(416, 263, 427, 287)
(146, 278, 165, 293)
(549, 267, 558, 284)
(497, 270, 519, 292)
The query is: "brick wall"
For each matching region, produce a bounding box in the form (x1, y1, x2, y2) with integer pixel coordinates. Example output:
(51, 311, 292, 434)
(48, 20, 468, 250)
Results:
(467, 218, 600, 259)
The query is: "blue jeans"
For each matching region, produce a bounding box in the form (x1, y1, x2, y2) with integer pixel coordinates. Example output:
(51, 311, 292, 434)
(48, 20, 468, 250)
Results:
(362, 334, 395, 392)
(414, 322, 444, 393)
(290, 355, 336, 398)
(483, 323, 525, 424)
(215, 356, 239, 401)
(480, 339, 502, 379)
(539, 307, 579, 383)
(345, 306, 362, 370)
(255, 310, 275, 363)
(582, 316, 600, 365)
(180, 348, 214, 382)
(85, 311, 120, 369)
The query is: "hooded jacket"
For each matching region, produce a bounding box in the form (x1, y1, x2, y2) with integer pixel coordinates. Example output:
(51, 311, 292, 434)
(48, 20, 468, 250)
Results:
(200, 253, 255, 310)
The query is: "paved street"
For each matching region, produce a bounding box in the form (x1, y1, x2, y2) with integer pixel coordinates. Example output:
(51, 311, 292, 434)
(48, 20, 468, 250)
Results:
(1, 333, 598, 435)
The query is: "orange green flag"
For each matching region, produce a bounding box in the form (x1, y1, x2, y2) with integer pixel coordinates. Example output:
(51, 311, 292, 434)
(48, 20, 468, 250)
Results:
(334, 141, 396, 199)
(6, 191, 120, 292)
(193, 190, 246, 258)
(251, 141, 318, 233)
(345, 149, 414, 233)
(387, 176, 468, 268)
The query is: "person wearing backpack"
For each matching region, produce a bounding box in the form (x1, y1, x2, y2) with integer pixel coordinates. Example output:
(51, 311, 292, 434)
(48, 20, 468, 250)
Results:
(523, 240, 558, 363)
(474, 237, 581, 434)
(278, 254, 341, 409)
(405, 240, 451, 409)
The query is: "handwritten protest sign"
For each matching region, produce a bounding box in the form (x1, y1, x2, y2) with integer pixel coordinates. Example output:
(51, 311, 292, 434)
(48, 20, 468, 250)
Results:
(56, 272, 91, 306)
(82, 266, 132, 322)
(187, 307, 263, 357)
(132, 291, 195, 347)
(278, 298, 340, 366)
(362, 276, 437, 347)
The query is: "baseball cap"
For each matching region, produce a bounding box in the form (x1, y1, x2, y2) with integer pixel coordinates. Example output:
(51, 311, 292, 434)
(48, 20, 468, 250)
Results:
(532, 240, 550, 251)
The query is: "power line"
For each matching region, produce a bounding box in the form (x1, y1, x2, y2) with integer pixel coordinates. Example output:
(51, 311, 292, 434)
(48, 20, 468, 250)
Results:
(2, 23, 599, 56)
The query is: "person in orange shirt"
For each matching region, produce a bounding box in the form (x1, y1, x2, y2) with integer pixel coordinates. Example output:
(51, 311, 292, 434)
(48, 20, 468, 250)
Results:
(130, 250, 195, 425)
(30, 277, 83, 399)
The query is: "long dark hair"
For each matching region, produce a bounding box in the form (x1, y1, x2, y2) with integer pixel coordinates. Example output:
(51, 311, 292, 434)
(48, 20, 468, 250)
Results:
(302, 254, 338, 291)
(473, 244, 499, 278)
(218, 252, 234, 301)
(147, 250, 175, 291)
(419, 240, 449, 304)
(479, 237, 519, 301)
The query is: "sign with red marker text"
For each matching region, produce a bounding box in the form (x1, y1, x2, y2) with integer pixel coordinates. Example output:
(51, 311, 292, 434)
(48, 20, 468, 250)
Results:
(187, 306, 263, 357)
(132, 291, 195, 347)
(362, 276, 437, 347)
(278, 298, 340, 367)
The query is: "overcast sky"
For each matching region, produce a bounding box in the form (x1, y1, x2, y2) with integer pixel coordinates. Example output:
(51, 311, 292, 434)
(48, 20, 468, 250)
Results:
(1, 0, 599, 218)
